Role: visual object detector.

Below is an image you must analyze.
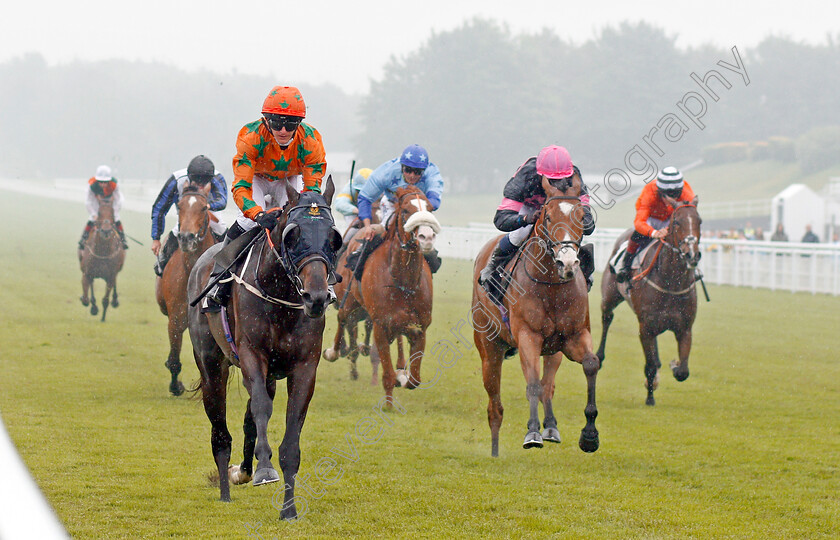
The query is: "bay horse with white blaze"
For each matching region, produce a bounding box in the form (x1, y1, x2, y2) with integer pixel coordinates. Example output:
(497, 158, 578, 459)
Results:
(79, 195, 125, 322)
(596, 196, 701, 406)
(155, 184, 218, 396)
(471, 173, 600, 457)
(187, 177, 341, 519)
(324, 186, 440, 403)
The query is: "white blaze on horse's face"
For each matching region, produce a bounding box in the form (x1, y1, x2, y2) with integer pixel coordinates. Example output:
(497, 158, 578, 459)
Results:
(409, 197, 430, 213)
(550, 202, 579, 279)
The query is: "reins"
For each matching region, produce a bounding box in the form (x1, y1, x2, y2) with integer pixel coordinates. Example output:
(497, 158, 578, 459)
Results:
(631, 203, 699, 295)
(516, 195, 583, 286)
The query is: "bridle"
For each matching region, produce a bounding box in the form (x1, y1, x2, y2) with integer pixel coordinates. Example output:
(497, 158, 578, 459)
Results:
(268, 202, 340, 298)
(520, 195, 584, 285)
(179, 191, 210, 244)
(660, 203, 699, 267)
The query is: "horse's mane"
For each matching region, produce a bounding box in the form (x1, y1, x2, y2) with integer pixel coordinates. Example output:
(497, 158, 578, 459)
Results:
(394, 185, 424, 200)
(182, 184, 202, 195)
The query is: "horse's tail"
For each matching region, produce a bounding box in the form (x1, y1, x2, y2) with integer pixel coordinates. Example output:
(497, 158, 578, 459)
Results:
(186, 365, 239, 401)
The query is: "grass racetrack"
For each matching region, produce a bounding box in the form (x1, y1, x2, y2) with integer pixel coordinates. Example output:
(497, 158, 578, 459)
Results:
(2, 192, 839, 538)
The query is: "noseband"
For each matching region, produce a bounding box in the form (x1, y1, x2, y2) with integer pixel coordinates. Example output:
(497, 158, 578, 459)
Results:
(661, 204, 699, 266)
(179, 192, 210, 243)
(536, 195, 584, 252)
(266, 202, 339, 297)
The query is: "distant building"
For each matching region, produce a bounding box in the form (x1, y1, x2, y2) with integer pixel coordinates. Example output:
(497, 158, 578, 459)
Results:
(771, 183, 826, 242)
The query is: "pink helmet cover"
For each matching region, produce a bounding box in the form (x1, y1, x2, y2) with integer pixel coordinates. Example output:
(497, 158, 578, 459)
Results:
(536, 145, 574, 179)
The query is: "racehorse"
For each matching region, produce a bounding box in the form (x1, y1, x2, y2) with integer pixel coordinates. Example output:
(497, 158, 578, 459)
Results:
(327, 205, 381, 384)
(187, 177, 341, 519)
(324, 186, 440, 403)
(155, 184, 218, 396)
(471, 173, 600, 457)
(79, 195, 125, 322)
(596, 196, 701, 406)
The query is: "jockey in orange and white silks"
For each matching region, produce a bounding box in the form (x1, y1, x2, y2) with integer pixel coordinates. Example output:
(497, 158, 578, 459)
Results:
(79, 165, 128, 250)
(615, 166, 696, 282)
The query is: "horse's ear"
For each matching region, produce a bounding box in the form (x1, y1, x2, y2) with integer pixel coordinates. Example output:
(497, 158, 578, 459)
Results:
(662, 194, 678, 208)
(322, 175, 335, 205)
(285, 181, 300, 208)
(691, 195, 699, 206)
(200, 182, 212, 196)
(541, 175, 559, 196)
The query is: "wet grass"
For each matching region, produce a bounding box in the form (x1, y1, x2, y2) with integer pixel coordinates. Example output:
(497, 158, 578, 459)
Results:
(1, 193, 839, 538)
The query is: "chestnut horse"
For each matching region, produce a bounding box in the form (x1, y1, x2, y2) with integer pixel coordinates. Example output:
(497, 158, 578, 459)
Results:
(324, 186, 441, 403)
(596, 197, 701, 406)
(79, 195, 125, 322)
(187, 178, 341, 519)
(155, 184, 218, 396)
(471, 174, 599, 457)
(327, 206, 381, 384)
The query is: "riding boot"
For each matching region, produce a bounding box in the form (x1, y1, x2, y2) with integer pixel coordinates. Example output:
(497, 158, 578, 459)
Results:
(201, 222, 246, 313)
(479, 236, 517, 285)
(423, 248, 442, 274)
(579, 243, 594, 292)
(78, 222, 93, 250)
(116, 221, 129, 249)
(616, 246, 636, 283)
(154, 232, 179, 277)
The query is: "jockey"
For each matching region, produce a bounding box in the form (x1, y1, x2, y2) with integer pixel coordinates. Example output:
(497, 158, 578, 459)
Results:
(355, 144, 444, 272)
(79, 165, 128, 250)
(334, 167, 374, 226)
(150, 155, 228, 276)
(203, 85, 327, 312)
(334, 167, 373, 262)
(479, 145, 596, 295)
(615, 166, 696, 283)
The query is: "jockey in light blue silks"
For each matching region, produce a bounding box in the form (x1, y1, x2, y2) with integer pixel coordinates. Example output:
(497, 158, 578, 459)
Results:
(353, 144, 444, 273)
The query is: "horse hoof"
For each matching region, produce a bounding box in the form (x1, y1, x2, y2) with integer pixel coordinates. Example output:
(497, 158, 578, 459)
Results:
(670, 360, 689, 381)
(169, 380, 185, 396)
(395, 370, 409, 388)
(578, 429, 599, 453)
(228, 465, 252, 485)
(541, 427, 561, 444)
(522, 431, 543, 449)
(112, 299, 119, 308)
(322, 348, 338, 362)
(79, 296, 89, 307)
(252, 467, 280, 486)
(646, 395, 656, 406)
(90, 305, 98, 316)
(349, 366, 359, 380)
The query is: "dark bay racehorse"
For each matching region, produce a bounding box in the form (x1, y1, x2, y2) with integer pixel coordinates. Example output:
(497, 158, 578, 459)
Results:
(79, 196, 125, 322)
(156, 184, 218, 396)
(471, 174, 600, 457)
(596, 197, 701, 406)
(324, 186, 440, 403)
(187, 177, 341, 520)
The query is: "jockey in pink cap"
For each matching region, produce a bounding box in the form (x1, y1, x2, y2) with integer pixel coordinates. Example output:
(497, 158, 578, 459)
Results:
(479, 145, 596, 303)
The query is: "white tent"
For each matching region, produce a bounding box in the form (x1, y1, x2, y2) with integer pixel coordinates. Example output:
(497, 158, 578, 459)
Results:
(771, 184, 825, 242)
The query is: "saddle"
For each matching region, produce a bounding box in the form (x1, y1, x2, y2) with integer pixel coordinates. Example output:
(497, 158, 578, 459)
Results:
(609, 240, 656, 276)
(345, 234, 386, 281)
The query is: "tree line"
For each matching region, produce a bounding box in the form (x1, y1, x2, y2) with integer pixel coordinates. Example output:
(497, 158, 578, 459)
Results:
(1, 19, 838, 193)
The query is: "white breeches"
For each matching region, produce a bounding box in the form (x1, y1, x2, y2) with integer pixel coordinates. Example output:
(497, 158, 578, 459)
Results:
(235, 175, 303, 231)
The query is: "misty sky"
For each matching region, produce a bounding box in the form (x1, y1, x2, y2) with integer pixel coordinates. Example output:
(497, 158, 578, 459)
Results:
(3, 0, 838, 94)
